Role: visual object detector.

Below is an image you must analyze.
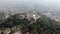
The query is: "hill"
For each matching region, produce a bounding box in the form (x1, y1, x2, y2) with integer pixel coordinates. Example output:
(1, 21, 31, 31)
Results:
(0, 13, 60, 34)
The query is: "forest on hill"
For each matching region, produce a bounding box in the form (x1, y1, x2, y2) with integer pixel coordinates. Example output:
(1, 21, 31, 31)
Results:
(0, 13, 60, 34)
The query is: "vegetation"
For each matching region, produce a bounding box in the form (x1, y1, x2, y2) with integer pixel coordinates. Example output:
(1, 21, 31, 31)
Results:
(0, 14, 60, 34)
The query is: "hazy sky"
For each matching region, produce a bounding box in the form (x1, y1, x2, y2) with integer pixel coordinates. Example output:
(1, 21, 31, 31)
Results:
(0, 0, 60, 4)
(0, 0, 60, 8)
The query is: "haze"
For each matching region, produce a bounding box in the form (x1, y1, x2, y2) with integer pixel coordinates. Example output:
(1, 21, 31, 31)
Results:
(0, 0, 60, 7)
(0, 0, 60, 13)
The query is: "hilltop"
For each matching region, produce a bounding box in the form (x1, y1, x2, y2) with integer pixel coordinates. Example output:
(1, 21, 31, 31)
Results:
(0, 12, 60, 34)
